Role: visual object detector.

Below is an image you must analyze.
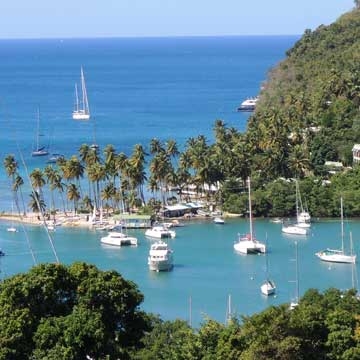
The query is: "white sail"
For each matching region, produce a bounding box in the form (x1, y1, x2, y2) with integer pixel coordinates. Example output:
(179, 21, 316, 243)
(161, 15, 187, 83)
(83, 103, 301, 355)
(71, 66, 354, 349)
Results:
(72, 66, 90, 120)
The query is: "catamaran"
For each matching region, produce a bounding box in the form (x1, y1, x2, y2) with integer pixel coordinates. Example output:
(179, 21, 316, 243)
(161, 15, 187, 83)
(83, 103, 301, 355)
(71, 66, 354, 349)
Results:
(72, 66, 90, 120)
(233, 177, 266, 254)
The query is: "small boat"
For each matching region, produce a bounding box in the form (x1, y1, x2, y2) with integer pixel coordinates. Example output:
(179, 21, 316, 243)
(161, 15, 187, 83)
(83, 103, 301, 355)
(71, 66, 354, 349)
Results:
(72, 66, 90, 120)
(315, 197, 356, 264)
(7, 226, 17, 233)
(289, 241, 300, 310)
(7, 202, 18, 232)
(145, 225, 176, 239)
(46, 153, 64, 164)
(233, 177, 266, 254)
(100, 230, 138, 246)
(148, 241, 173, 271)
(237, 97, 258, 111)
(282, 224, 308, 235)
(261, 235, 276, 296)
(295, 180, 311, 227)
(32, 107, 49, 157)
(270, 217, 282, 224)
(0, 249, 5, 256)
(213, 217, 225, 224)
(261, 280, 276, 296)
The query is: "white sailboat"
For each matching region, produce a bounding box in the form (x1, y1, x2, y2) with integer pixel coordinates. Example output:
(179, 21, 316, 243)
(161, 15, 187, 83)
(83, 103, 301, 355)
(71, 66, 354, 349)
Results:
(295, 180, 311, 227)
(282, 180, 310, 235)
(31, 107, 49, 157)
(315, 197, 356, 264)
(72, 66, 90, 120)
(233, 177, 266, 254)
(261, 235, 276, 296)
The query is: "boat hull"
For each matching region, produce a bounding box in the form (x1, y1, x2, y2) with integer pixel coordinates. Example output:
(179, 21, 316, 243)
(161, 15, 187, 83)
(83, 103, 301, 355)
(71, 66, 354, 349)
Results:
(72, 112, 90, 120)
(315, 251, 356, 264)
(261, 281, 276, 296)
(234, 239, 266, 254)
(282, 225, 308, 235)
(148, 259, 173, 272)
(100, 232, 138, 246)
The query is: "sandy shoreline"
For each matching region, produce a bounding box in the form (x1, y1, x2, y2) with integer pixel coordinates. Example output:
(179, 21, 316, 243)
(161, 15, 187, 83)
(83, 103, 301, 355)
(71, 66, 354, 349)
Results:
(0, 210, 242, 230)
(0, 212, 95, 228)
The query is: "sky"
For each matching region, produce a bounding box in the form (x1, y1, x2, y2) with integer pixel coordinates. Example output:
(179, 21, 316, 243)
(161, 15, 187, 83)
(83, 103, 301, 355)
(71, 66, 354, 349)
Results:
(0, 0, 355, 39)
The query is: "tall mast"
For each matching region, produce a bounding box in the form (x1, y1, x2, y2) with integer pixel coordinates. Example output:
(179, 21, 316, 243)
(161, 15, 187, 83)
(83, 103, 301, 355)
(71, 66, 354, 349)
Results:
(248, 177, 253, 241)
(295, 241, 299, 304)
(340, 197, 344, 253)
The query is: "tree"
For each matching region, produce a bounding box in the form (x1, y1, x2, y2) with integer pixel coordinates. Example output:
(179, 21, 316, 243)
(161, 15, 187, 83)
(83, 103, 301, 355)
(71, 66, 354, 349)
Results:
(0, 262, 151, 359)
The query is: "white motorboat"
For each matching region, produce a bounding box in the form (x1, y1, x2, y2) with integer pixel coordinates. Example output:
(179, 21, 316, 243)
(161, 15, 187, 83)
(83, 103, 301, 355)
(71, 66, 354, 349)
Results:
(100, 230, 138, 246)
(148, 241, 173, 271)
(316, 249, 356, 264)
(237, 97, 258, 111)
(213, 217, 225, 224)
(72, 66, 90, 120)
(46, 153, 64, 164)
(282, 224, 308, 235)
(233, 177, 266, 254)
(145, 225, 176, 239)
(315, 197, 356, 264)
(7, 226, 18, 233)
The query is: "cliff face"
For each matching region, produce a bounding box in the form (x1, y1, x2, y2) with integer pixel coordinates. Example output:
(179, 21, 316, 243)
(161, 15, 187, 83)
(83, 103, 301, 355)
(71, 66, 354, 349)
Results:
(246, 8, 360, 178)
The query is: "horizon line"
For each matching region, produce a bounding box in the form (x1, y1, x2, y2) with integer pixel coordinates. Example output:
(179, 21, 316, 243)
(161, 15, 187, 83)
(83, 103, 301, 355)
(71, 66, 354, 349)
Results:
(0, 34, 303, 41)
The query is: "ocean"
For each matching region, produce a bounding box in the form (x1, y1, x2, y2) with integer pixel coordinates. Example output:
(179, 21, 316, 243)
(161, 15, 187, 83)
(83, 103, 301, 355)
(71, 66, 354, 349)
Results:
(0, 36, 298, 207)
(3, 35, 349, 328)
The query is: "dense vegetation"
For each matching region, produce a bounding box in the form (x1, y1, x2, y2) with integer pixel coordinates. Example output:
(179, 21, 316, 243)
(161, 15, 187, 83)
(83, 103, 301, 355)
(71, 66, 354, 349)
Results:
(2, 263, 360, 359)
(4, 9, 360, 221)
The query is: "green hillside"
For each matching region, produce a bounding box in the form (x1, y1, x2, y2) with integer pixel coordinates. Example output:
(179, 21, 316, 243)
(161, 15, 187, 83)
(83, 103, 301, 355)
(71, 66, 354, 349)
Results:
(247, 7, 360, 179)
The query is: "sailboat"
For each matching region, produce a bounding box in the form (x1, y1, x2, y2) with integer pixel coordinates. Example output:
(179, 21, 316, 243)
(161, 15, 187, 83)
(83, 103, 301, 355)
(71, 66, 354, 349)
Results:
(315, 197, 356, 264)
(295, 180, 311, 227)
(31, 107, 49, 157)
(233, 177, 266, 254)
(72, 66, 90, 120)
(261, 235, 276, 296)
(282, 180, 310, 235)
(289, 240, 300, 309)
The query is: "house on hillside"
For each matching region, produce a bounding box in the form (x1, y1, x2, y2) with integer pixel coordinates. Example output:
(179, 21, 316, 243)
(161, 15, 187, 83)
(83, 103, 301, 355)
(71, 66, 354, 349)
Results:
(352, 144, 360, 164)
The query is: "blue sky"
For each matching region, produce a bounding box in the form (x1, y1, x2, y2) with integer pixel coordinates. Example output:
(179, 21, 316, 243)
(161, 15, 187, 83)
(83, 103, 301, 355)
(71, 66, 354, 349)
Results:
(0, 0, 355, 39)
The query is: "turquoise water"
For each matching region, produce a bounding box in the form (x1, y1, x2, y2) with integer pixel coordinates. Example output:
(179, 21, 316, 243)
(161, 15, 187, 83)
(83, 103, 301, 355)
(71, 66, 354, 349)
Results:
(1, 35, 348, 327)
(0, 217, 357, 327)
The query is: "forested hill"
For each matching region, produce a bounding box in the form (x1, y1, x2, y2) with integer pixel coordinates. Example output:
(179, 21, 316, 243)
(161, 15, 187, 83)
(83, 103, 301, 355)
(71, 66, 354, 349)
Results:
(246, 7, 360, 180)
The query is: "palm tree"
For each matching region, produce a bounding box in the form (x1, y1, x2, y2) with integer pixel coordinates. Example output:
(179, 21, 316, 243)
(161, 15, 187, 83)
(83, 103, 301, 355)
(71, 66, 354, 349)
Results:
(13, 174, 26, 215)
(101, 182, 116, 212)
(3, 154, 20, 212)
(29, 191, 46, 219)
(67, 183, 80, 214)
(29, 168, 46, 208)
(128, 144, 148, 205)
(150, 138, 164, 155)
(44, 165, 56, 220)
(87, 162, 107, 209)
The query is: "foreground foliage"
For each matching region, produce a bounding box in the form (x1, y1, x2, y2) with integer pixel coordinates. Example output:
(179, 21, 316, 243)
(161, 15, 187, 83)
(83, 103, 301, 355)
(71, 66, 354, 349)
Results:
(0, 262, 151, 359)
(1, 263, 360, 359)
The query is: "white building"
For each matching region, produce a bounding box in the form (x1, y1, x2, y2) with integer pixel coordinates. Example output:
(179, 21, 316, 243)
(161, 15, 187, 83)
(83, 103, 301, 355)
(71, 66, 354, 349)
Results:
(352, 144, 360, 163)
